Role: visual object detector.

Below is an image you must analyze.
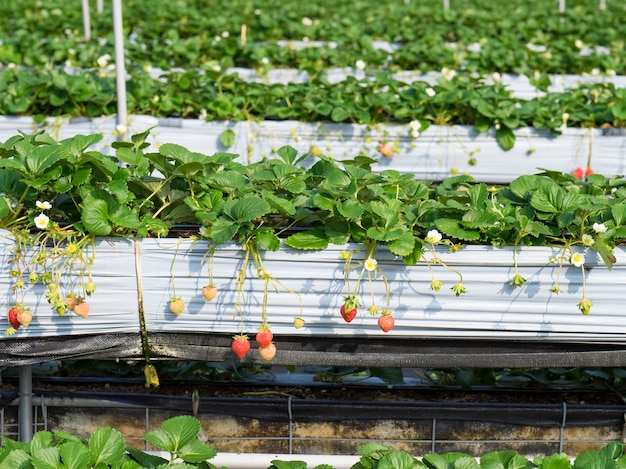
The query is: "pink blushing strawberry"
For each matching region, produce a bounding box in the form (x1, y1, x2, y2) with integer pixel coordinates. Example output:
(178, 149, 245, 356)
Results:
(378, 141, 392, 159)
(259, 342, 277, 361)
(201, 285, 217, 302)
(73, 298, 90, 318)
(169, 297, 185, 316)
(377, 311, 395, 333)
(17, 307, 32, 327)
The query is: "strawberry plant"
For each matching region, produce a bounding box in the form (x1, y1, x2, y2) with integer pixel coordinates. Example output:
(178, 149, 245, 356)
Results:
(0, 415, 218, 468)
(4, 132, 626, 337)
(2, 0, 626, 75)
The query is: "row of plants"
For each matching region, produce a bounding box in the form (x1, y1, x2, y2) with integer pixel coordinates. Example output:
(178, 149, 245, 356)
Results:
(2, 66, 626, 151)
(2, 0, 625, 75)
(2, 131, 626, 354)
(1, 414, 625, 469)
(26, 358, 626, 397)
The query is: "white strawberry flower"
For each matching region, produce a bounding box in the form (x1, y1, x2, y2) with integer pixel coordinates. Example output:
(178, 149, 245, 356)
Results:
(570, 252, 584, 267)
(199, 226, 210, 238)
(409, 120, 421, 138)
(355, 59, 366, 70)
(593, 222, 607, 233)
(34, 213, 50, 230)
(36, 200, 52, 210)
(466, 42, 482, 53)
(441, 67, 456, 80)
(96, 53, 111, 68)
(425, 87, 436, 97)
(425, 229, 443, 244)
(581, 234, 594, 246)
(364, 258, 378, 271)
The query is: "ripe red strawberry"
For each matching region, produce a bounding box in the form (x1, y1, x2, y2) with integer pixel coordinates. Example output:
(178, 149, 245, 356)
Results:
(293, 317, 305, 329)
(201, 285, 218, 302)
(378, 311, 395, 333)
(169, 297, 184, 316)
(7, 307, 20, 330)
(17, 308, 32, 327)
(340, 303, 357, 322)
(259, 343, 276, 361)
(255, 327, 273, 348)
(572, 167, 584, 180)
(585, 167, 594, 176)
(73, 299, 90, 318)
(340, 295, 360, 323)
(232, 335, 250, 360)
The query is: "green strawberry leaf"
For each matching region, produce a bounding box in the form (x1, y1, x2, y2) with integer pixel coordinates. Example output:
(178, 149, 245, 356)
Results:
(81, 199, 112, 236)
(337, 199, 364, 219)
(256, 230, 280, 251)
(219, 129, 236, 148)
(89, 427, 126, 465)
(284, 229, 329, 250)
(378, 450, 422, 469)
(59, 441, 91, 469)
(224, 195, 271, 223)
(435, 218, 480, 242)
(386, 231, 416, 257)
(177, 439, 217, 463)
(495, 125, 516, 151)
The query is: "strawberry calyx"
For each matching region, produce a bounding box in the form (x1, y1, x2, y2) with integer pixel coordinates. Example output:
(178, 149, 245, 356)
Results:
(342, 295, 360, 312)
